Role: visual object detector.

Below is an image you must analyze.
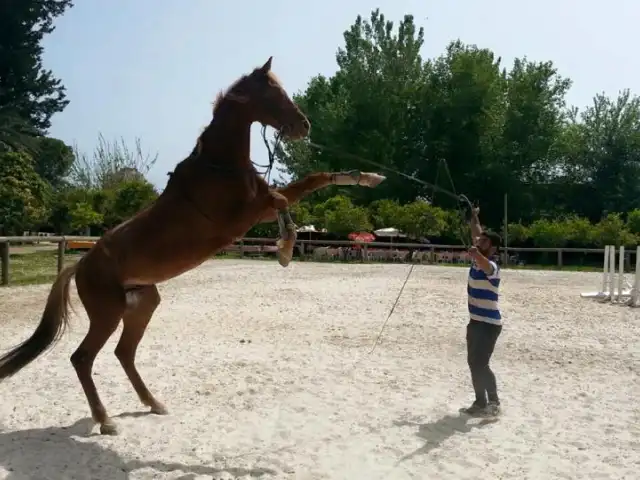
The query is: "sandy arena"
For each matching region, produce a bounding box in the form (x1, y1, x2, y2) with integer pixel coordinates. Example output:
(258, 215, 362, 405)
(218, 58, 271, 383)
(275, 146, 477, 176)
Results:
(0, 260, 638, 480)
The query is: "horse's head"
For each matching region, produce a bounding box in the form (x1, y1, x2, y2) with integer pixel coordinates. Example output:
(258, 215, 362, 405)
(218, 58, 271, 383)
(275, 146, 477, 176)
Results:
(223, 57, 310, 139)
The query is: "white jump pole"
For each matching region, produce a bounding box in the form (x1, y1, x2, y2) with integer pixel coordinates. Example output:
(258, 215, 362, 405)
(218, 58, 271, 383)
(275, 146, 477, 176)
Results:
(631, 246, 640, 307)
(608, 245, 615, 299)
(581, 244, 614, 299)
(617, 246, 625, 302)
(602, 245, 610, 294)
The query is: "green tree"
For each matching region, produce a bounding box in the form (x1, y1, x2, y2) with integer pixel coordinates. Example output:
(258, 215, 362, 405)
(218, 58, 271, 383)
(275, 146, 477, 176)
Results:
(290, 202, 315, 226)
(562, 215, 595, 246)
(0, 110, 39, 153)
(275, 10, 580, 231)
(32, 136, 74, 186)
(104, 179, 158, 227)
(527, 218, 569, 247)
(0, 150, 50, 234)
(557, 91, 640, 220)
(592, 213, 636, 247)
(369, 199, 403, 229)
(396, 200, 448, 238)
(369, 198, 447, 238)
(506, 222, 530, 245)
(626, 209, 640, 236)
(48, 186, 109, 234)
(0, 0, 73, 132)
(314, 195, 372, 235)
(277, 10, 429, 206)
(69, 202, 103, 234)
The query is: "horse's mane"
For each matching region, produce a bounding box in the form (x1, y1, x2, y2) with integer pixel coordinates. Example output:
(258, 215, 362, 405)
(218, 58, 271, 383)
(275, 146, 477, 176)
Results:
(196, 69, 284, 155)
(211, 70, 283, 116)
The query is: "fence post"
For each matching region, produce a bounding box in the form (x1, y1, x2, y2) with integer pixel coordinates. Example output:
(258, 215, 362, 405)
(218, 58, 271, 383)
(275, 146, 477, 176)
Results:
(363, 244, 368, 263)
(57, 239, 66, 273)
(557, 249, 563, 268)
(1, 242, 8, 286)
(239, 239, 245, 258)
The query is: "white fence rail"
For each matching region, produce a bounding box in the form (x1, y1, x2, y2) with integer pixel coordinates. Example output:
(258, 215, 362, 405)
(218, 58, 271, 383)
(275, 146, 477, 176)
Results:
(0, 235, 633, 286)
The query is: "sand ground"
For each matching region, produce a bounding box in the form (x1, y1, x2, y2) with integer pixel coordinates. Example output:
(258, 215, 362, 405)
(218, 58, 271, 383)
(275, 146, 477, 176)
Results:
(0, 260, 638, 480)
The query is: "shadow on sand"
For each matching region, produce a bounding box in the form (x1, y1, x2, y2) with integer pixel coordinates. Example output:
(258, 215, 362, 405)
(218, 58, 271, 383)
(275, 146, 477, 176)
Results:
(393, 412, 497, 463)
(0, 412, 277, 480)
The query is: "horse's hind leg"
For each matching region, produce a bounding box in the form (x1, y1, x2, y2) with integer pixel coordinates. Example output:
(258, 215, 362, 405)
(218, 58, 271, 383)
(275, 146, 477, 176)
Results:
(71, 271, 126, 435)
(115, 285, 167, 415)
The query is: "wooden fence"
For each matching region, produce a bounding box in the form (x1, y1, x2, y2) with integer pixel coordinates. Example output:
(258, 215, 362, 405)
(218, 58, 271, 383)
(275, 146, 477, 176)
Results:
(0, 235, 620, 286)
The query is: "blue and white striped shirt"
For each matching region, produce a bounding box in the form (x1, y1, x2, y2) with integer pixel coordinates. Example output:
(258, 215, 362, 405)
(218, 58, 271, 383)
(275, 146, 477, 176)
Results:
(467, 259, 502, 325)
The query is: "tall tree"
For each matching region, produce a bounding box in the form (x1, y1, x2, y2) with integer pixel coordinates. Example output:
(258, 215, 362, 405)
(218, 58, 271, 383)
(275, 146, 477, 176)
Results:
(276, 10, 429, 205)
(276, 9, 638, 233)
(32, 136, 74, 186)
(0, 0, 73, 133)
(556, 90, 640, 220)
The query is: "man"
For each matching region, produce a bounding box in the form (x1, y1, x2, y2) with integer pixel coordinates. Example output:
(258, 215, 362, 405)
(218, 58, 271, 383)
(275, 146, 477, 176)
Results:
(460, 206, 503, 417)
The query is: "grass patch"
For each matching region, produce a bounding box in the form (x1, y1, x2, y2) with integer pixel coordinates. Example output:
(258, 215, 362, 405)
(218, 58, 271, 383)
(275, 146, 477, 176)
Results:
(4, 250, 83, 286)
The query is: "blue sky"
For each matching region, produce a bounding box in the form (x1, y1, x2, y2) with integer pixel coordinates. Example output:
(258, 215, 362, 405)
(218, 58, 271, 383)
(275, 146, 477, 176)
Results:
(43, 0, 638, 189)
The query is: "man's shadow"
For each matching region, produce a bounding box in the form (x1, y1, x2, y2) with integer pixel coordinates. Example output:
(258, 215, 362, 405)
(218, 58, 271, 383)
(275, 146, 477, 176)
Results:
(393, 413, 497, 463)
(0, 412, 277, 480)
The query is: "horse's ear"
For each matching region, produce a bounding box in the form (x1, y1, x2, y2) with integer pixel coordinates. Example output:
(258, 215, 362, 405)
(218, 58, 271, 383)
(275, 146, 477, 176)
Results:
(259, 56, 273, 73)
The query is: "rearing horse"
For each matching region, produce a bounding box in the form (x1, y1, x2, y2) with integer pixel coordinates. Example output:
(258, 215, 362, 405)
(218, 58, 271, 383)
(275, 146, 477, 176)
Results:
(0, 57, 385, 435)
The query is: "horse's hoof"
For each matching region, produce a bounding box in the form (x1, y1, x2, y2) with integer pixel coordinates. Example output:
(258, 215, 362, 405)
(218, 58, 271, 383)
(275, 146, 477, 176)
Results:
(362, 172, 386, 187)
(100, 421, 118, 436)
(150, 403, 169, 415)
(277, 252, 292, 267)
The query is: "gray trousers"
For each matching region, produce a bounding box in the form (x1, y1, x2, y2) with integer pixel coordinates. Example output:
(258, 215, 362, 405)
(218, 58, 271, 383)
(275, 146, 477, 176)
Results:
(466, 319, 502, 406)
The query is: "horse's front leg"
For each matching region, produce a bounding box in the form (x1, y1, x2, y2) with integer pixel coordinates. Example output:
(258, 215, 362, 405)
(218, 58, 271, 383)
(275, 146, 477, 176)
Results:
(258, 171, 386, 223)
(269, 191, 297, 268)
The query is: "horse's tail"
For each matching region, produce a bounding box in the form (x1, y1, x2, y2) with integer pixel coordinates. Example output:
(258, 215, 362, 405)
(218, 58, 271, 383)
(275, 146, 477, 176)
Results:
(0, 262, 78, 380)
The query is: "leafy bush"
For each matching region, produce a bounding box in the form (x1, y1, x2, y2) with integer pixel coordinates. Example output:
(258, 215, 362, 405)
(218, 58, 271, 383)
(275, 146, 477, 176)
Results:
(506, 222, 529, 244)
(395, 201, 448, 238)
(626, 209, 640, 236)
(591, 213, 636, 247)
(104, 179, 158, 227)
(528, 218, 570, 247)
(314, 195, 372, 235)
(0, 150, 50, 234)
(290, 201, 315, 226)
(562, 215, 595, 245)
(369, 199, 402, 229)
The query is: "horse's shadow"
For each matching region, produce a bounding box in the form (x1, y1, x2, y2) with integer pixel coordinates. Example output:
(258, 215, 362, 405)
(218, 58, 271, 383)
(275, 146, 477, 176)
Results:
(0, 412, 277, 480)
(393, 413, 497, 463)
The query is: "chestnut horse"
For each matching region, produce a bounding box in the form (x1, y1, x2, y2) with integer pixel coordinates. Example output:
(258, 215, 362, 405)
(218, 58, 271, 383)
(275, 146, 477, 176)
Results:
(0, 57, 385, 435)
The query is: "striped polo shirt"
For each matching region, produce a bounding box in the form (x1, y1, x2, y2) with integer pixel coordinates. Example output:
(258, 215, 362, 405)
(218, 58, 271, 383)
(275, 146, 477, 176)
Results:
(467, 259, 502, 325)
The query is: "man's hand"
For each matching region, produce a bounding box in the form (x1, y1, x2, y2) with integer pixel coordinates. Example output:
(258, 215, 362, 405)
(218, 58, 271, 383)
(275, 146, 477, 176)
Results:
(469, 205, 482, 240)
(468, 246, 480, 258)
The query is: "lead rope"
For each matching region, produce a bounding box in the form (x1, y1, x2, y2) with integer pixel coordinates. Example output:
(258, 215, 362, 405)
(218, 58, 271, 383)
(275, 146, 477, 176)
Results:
(259, 125, 284, 184)
(439, 158, 474, 249)
(365, 161, 469, 356)
(290, 139, 476, 360)
(366, 262, 415, 356)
